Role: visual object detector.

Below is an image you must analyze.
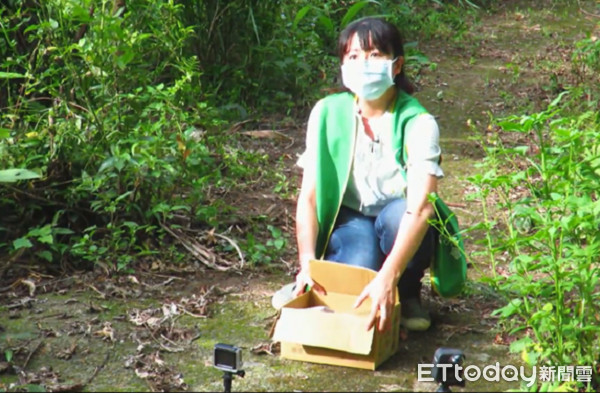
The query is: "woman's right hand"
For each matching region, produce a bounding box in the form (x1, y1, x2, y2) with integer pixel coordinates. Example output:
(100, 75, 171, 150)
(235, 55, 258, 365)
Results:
(293, 265, 327, 297)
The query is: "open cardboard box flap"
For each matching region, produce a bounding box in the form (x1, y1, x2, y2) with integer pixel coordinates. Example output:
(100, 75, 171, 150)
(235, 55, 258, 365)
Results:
(271, 260, 400, 356)
(273, 303, 374, 354)
(308, 259, 379, 297)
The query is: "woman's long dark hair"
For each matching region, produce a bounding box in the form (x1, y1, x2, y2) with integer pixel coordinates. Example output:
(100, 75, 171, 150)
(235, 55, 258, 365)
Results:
(337, 17, 415, 95)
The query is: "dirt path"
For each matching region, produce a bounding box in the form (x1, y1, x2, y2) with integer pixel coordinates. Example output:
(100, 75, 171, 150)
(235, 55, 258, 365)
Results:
(1, 2, 598, 392)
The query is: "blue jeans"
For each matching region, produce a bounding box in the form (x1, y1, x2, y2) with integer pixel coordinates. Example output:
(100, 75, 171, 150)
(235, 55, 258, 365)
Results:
(324, 199, 434, 299)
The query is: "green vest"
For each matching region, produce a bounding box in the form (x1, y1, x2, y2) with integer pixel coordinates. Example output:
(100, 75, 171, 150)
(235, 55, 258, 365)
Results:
(314, 90, 428, 257)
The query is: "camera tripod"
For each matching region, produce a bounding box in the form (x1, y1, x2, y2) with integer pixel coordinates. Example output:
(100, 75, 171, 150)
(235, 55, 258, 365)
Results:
(222, 369, 245, 393)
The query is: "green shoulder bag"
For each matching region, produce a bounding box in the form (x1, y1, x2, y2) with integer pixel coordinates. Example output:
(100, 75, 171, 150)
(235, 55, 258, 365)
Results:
(428, 192, 467, 298)
(396, 112, 467, 298)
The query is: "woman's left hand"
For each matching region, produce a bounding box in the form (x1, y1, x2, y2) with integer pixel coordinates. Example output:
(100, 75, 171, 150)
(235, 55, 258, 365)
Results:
(353, 269, 398, 332)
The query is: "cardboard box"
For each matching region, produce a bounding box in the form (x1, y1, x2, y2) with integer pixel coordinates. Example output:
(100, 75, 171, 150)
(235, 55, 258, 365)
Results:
(271, 260, 401, 370)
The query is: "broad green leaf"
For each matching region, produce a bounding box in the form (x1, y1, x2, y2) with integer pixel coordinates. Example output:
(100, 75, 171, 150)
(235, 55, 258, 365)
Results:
(0, 72, 25, 79)
(0, 169, 41, 183)
(509, 336, 533, 353)
(37, 250, 53, 262)
(0, 128, 10, 138)
(341, 1, 380, 27)
(98, 157, 116, 172)
(23, 24, 41, 33)
(13, 237, 33, 250)
(491, 298, 522, 318)
(316, 14, 334, 33)
(53, 228, 75, 235)
(293, 5, 312, 29)
(115, 191, 133, 202)
(496, 120, 523, 132)
(122, 221, 139, 229)
(116, 49, 135, 69)
(274, 238, 285, 250)
(28, 225, 52, 238)
(521, 349, 539, 366)
(37, 235, 53, 245)
(510, 145, 529, 155)
(549, 91, 569, 108)
(169, 205, 191, 212)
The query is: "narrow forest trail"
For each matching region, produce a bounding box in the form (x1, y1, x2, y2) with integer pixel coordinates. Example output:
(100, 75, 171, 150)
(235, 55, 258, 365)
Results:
(1, 2, 598, 392)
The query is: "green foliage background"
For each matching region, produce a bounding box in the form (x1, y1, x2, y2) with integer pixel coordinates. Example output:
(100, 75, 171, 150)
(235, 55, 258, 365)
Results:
(0, 0, 474, 271)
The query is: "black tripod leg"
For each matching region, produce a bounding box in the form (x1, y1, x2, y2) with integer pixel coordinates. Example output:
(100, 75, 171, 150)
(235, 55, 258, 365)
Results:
(223, 372, 232, 393)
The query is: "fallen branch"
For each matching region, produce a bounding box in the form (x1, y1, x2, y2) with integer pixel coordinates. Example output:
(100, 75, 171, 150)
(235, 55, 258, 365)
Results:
(0, 249, 26, 280)
(228, 119, 253, 133)
(178, 308, 207, 319)
(239, 129, 291, 142)
(160, 334, 184, 350)
(86, 284, 107, 299)
(211, 231, 245, 270)
(7, 297, 35, 310)
(578, 0, 600, 18)
(181, 226, 245, 271)
(139, 273, 184, 280)
(160, 223, 235, 272)
(188, 331, 202, 343)
(142, 277, 178, 290)
(22, 339, 43, 370)
(445, 202, 467, 208)
(145, 324, 184, 353)
(85, 350, 110, 386)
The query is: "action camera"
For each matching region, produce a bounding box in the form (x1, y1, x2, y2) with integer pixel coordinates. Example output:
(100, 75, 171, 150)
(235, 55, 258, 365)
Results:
(213, 343, 243, 374)
(432, 347, 466, 392)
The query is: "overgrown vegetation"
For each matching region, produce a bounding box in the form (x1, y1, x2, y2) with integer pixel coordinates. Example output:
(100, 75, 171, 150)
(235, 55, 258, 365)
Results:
(0, 0, 480, 274)
(466, 24, 600, 391)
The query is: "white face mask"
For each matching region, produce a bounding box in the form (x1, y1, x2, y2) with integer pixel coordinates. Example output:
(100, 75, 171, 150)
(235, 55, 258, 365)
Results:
(341, 57, 397, 100)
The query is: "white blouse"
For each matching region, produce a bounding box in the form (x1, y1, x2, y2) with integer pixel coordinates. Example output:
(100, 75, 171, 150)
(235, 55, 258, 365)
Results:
(298, 99, 444, 217)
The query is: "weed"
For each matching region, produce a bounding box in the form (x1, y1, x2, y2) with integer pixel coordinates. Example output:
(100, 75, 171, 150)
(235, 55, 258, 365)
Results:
(467, 92, 600, 390)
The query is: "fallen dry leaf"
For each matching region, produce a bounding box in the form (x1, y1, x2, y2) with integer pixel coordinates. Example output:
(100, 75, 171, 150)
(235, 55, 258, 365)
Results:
(162, 303, 179, 319)
(493, 332, 517, 346)
(127, 275, 140, 285)
(128, 308, 162, 327)
(135, 369, 151, 379)
(132, 351, 188, 391)
(21, 279, 36, 297)
(379, 384, 405, 392)
(250, 341, 280, 356)
(56, 341, 78, 360)
(0, 362, 12, 374)
(93, 322, 115, 342)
